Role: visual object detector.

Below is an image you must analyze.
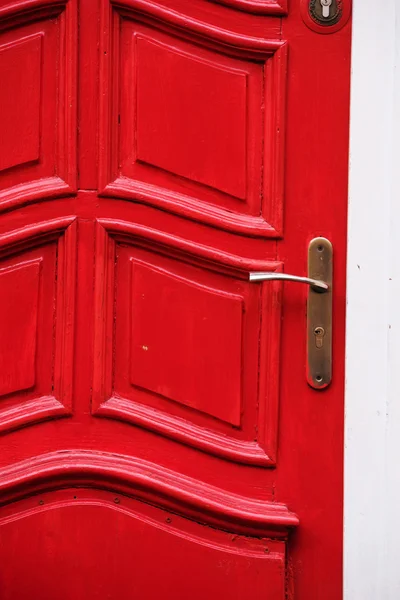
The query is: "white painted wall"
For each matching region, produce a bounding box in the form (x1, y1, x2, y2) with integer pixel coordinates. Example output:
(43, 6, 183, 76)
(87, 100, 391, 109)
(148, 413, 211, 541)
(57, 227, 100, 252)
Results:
(345, 1, 400, 597)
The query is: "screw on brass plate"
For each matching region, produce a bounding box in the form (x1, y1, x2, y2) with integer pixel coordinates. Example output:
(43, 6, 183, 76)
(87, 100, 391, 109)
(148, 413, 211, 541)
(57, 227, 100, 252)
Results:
(314, 326, 325, 348)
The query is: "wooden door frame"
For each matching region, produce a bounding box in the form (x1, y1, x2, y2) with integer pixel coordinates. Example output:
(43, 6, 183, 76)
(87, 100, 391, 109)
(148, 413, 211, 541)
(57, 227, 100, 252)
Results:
(345, 0, 400, 596)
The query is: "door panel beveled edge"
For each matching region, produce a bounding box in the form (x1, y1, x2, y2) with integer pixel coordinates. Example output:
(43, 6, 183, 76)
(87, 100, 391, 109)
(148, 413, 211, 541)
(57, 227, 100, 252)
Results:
(0, 449, 299, 538)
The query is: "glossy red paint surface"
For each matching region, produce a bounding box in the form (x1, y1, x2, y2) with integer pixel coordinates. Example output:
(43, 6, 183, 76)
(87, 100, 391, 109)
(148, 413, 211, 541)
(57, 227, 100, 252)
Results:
(0, 0, 351, 598)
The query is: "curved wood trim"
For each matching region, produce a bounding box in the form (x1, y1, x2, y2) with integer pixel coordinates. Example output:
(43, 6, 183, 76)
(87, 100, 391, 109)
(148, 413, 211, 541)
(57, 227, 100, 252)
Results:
(97, 396, 273, 466)
(0, 450, 299, 537)
(0, 178, 73, 215)
(0, 396, 68, 435)
(112, 0, 284, 56)
(0, 216, 76, 251)
(97, 218, 280, 275)
(103, 179, 279, 239)
(211, 0, 287, 15)
(0, 0, 65, 25)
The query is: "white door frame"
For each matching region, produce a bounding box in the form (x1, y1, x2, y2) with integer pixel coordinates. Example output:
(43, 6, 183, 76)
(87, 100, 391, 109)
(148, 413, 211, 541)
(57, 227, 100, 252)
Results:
(345, 1, 400, 597)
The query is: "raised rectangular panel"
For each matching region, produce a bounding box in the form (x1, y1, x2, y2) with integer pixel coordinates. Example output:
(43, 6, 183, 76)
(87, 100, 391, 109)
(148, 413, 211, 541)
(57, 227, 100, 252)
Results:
(0, 35, 41, 173)
(100, 5, 287, 237)
(130, 262, 243, 426)
(0, 261, 40, 396)
(0, 218, 77, 433)
(93, 221, 283, 466)
(0, 1, 77, 211)
(135, 36, 247, 200)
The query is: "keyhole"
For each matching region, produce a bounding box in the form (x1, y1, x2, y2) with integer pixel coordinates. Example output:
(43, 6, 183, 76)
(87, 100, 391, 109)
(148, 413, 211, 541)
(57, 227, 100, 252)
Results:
(314, 326, 325, 349)
(320, 0, 333, 18)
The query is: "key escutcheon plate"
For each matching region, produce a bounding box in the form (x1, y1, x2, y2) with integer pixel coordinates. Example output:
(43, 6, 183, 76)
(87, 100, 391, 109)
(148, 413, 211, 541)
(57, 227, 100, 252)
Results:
(300, 0, 351, 34)
(307, 237, 333, 389)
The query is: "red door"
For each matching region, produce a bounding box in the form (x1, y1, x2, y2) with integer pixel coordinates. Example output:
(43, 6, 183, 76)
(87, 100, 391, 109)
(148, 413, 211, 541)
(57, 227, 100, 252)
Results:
(0, 0, 351, 598)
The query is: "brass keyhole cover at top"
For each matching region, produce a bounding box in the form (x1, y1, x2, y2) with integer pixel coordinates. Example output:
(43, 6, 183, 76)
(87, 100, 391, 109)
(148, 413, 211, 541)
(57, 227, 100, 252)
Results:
(301, 0, 351, 34)
(309, 0, 342, 26)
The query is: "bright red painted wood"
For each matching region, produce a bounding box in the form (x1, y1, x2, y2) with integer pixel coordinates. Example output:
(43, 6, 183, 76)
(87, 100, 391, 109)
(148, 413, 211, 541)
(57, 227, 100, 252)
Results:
(0, 0, 351, 598)
(0, 489, 287, 600)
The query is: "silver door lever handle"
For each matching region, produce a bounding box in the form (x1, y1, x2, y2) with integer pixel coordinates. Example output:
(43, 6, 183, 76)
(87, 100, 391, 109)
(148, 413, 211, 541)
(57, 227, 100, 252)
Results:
(249, 238, 333, 389)
(249, 272, 329, 292)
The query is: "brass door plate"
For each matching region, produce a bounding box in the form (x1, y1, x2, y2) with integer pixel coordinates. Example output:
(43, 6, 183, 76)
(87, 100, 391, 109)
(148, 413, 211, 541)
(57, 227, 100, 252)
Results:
(307, 237, 333, 389)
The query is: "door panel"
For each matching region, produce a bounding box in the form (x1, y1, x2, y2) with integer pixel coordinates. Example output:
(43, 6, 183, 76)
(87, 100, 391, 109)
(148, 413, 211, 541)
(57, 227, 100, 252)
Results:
(0, 0, 351, 598)
(0, 1, 76, 208)
(0, 489, 287, 600)
(0, 218, 76, 434)
(100, 3, 286, 237)
(93, 221, 282, 465)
